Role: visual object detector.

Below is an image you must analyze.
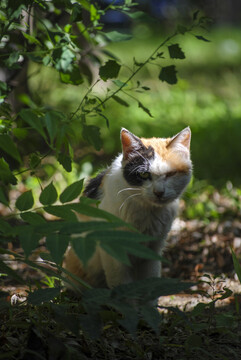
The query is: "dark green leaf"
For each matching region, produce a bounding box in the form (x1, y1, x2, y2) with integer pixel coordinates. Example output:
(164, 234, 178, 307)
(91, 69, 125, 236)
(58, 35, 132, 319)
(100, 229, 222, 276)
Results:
(177, 25, 187, 34)
(44, 111, 63, 145)
(138, 101, 153, 117)
(70, 201, 127, 224)
(115, 303, 139, 334)
(0, 219, 11, 233)
(140, 305, 161, 333)
(5, 51, 20, 69)
(16, 191, 34, 211)
(159, 65, 178, 85)
(46, 233, 69, 264)
(20, 212, 46, 225)
(231, 248, 241, 284)
(39, 182, 58, 205)
(70, 3, 82, 22)
(44, 205, 77, 221)
(20, 109, 46, 139)
(60, 221, 120, 235)
(71, 236, 96, 267)
(113, 277, 195, 303)
(0, 188, 8, 206)
(22, 32, 41, 45)
(0, 134, 21, 162)
(168, 44, 185, 59)
(112, 95, 129, 107)
(193, 10, 200, 21)
(0, 158, 17, 185)
(28, 287, 61, 305)
(82, 124, 102, 150)
(58, 152, 72, 172)
(60, 66, 84, 85)
(104, 31, 132, 42)
(20, 229, 40, 258)
(60, 179, 84, 203)
(99, 60, 121, 81)
(195, 35, 211, 42)
(29, 153, 41, 169)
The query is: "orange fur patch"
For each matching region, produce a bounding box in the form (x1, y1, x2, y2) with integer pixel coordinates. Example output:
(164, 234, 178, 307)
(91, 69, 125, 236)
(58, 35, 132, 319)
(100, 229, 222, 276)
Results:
(141, 137, 190, 173)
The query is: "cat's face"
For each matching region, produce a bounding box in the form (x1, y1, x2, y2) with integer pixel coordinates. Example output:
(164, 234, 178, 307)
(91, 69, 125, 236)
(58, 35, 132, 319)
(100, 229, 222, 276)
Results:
(120, 128, 192, 206)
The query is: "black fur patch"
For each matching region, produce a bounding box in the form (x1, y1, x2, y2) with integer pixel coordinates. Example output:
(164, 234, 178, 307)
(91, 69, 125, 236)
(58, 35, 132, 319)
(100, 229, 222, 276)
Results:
(83, 170, 106, 199)
(123, 145, 154, 186)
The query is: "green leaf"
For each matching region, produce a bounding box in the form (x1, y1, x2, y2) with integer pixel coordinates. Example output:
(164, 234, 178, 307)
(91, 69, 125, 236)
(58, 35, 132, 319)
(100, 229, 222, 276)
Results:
(58, 152, 72, 172)
(138, 101, 153, 117)
(82, 124, 102, 150)
(5, 51, 20, 69)
(70, 202, 127, 224)
(44, 111, 62, 145)
(60, 66, 84, 85)
(70, 3, 82, 22)
(20, 229, 40, 257)
(113, 277, 195, 303)
(112, 95, 129, 107)
(0, 134, 21, 162)
(87, 231, 162, 265)
(177, 25, 187, 34)
(0, 188, 8, 206)
(112, 79, 128, 88)
(15, 191, 34, 211)
(19, 109, 46, 139)
(22, 32, 41, 45)
(0, 158, 17, 185)
(231, 248, 241, 284)
(44, 205, 77, 221)
(39, 182, 58, 205)
(99, 60, 121, 81)
(54, 47, 75, 72)
(159, 65, 178, 85)
(71, 236, 96, 267)
(20, 212, 46, 225)
(0, 158, 17, 184)
(193, 10, 200, 21)
(104, 31, 132, 42)
(29, 153, 41, 169)
(60, 179, 84, 203)
(46, 233, 69, 264)
(140, 306, 161, 333)
(0, 219, 11, 233)
(195, 35, 210, 42)
(168, 44, 185, 59)
(28, 287, 61, 305)
(60, 221, 121, 235)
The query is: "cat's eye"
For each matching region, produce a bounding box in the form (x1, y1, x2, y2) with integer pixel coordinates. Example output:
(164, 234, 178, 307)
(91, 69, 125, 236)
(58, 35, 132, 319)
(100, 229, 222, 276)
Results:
(139, 172, 151, 180)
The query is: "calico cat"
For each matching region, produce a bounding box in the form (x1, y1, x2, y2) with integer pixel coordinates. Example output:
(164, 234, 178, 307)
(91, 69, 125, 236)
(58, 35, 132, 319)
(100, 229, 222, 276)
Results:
(64, 127, 192, 289)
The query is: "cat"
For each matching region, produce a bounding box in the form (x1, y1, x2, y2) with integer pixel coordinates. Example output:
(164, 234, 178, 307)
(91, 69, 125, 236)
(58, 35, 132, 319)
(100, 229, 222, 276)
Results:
(64, 127, 192, 289)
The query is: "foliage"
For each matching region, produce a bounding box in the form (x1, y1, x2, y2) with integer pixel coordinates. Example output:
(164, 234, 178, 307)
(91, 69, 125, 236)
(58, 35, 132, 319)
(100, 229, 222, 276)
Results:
(1, 1, 240, 357)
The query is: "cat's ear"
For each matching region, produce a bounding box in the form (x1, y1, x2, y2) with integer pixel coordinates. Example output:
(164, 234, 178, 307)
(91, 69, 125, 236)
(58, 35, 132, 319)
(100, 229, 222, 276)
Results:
(121, 128, 142, 160)
(167, 127, 191, 157)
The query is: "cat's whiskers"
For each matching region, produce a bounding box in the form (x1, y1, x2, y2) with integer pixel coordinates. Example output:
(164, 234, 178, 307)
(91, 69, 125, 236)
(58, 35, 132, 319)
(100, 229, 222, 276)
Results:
(117, 187, 141, 196)
(119, 192, 141, 214)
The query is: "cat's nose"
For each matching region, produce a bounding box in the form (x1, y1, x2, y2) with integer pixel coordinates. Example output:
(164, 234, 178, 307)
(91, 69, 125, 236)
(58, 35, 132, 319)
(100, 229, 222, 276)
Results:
(154, 190, 164, 199)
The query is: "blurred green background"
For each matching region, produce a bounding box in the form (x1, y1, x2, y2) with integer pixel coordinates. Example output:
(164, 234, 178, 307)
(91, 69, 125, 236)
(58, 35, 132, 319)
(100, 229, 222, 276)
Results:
(27, 14, 241, 187)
